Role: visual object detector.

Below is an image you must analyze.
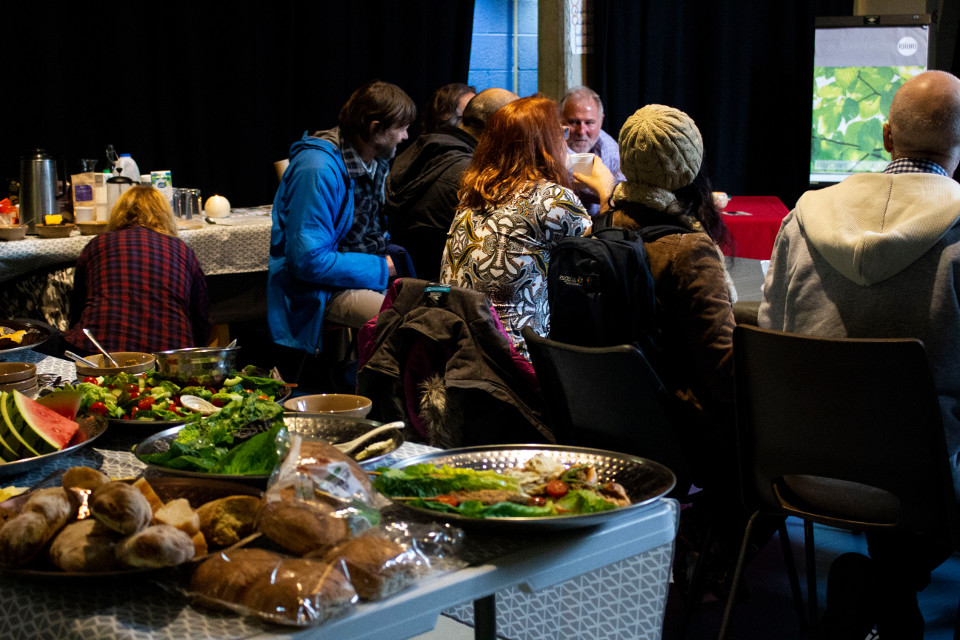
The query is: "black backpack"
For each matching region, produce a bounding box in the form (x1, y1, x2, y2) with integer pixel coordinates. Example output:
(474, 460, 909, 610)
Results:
(547, 223, 687, 354)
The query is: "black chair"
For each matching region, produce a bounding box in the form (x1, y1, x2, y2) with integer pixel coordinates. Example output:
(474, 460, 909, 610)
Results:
(520, 325, 691, 497)
(720, 325, 960, 638)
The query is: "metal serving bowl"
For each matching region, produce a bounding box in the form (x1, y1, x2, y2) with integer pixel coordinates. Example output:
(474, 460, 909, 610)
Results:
(152, 346, 240, 386)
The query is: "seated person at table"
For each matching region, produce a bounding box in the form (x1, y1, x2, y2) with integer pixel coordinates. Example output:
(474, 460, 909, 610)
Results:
(597, 104, 745, 597)
(561, 86, 625, 215)
(420, 82, 475, 133)
(438, 95, 614, 359)
(760, 70, 960, 639)
(65, 186, 211, 353)
(268, 80, 416, 355)
(386, 87, 519, 281)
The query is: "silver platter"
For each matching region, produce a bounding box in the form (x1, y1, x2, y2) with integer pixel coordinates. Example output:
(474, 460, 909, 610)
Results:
(0, 414, 106, 478)
(133, 413, 403, 481)
(378, 444, 676, 531)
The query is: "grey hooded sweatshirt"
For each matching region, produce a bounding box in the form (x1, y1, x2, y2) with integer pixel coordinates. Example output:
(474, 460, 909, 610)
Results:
(759, 171, 960, 497)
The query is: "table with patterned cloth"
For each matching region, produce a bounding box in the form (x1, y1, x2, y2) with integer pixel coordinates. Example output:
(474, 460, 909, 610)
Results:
(0, 354, 678, 640)
(0, 209, 273, 330)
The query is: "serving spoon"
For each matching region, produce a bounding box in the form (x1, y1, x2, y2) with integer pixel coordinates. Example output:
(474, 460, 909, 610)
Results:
(179, 394, 220, 416)
(333, 422, 404, 455)
(64, 350, 99, 368)
(82, 328, 119, 367)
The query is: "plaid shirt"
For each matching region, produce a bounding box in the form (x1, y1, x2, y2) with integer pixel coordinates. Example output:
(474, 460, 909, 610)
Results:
(65, 226, 211, 353)
(338, 134, 389, 255)
(884, 157, 949, 176)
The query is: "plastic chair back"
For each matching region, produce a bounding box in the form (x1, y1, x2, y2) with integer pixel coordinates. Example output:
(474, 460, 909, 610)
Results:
(521, 325, 691, 497)
(733, 325, 960, 544)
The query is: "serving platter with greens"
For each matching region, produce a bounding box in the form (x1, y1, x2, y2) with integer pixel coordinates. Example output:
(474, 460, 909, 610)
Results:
(133, 392, 286, 479)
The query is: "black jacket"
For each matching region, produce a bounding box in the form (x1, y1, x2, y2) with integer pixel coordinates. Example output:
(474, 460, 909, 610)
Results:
(385, 126, 477, 280)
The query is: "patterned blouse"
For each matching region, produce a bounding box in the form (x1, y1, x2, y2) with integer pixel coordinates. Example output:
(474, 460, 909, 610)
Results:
(439, 181, 591, 357)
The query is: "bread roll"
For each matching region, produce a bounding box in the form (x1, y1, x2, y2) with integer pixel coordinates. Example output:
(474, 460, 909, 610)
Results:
(154, 498, 200, 536)
(115, 524, 195, 568)
(62, 466, 111, 492)
(240, 558, 356, 625)
(257, 499, 350, 556)
(319, 534, 415, 600)
(91, 482, 152, 535)
(190, 548, 281, 609)
(48, 519, 119, 572)
(0, 512, 50, 567)
(191, 531, 208, 557)
(22, 487, 79, 531)
(196, 495, 260, 547)
(133, 478, 165, 514)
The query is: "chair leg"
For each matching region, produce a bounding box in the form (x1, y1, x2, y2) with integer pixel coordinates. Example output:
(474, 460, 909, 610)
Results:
(776, 519, 807, 630)
(676, 520, 717, 638)
(718, 511, 760, 640)
(804, 519, 818, 625)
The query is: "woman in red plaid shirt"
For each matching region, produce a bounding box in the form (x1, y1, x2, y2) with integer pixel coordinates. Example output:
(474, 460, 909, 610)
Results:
(65, 186, 211, 353)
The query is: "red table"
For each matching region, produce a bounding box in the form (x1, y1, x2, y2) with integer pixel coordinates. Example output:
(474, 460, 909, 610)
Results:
(720, 195, 790, 259)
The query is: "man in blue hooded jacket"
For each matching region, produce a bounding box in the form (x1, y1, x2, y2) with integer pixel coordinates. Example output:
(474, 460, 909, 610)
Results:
(268, 81, 416, 354)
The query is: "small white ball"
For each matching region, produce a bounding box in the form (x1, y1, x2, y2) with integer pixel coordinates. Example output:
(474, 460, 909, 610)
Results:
(204, 195, 231, 217)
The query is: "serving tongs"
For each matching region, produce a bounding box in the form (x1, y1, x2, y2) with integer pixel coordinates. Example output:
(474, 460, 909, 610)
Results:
(65, 350, 99, 368)
(333, 421, 403, 455)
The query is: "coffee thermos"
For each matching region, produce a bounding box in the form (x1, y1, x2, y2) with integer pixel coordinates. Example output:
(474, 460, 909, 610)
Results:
(19, 149, 65, 232)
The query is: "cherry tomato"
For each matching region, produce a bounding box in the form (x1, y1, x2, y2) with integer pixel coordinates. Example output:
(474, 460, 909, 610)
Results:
(89, 401, 108, 415)
(545, 480, 569, 498)
(244, 388, 253, 393)
(433, 495, 459, 506)
(137, 396, 155, 410)
(528, 496, 546, 507)
(257, 394, 269, 400)
(168, 396, 179, 406)
(205, 387, 218, 395)
(126, 384, 139, 393)
(82, 376, 99, 385)
(170, 406, 180, 415)
(129, 390, 140, 400)
(211, 398, 227, 407)
(130, 407, 140, 417)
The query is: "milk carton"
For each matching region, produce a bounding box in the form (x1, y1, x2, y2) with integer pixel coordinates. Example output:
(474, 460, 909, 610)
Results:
(150, 170, 174, 207)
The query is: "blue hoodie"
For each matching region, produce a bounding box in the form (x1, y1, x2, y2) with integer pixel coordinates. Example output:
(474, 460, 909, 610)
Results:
(267, 132, 388, 353)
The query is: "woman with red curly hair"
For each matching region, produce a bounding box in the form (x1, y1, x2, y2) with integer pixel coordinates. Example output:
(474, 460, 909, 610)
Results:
(439, 95, 613, 357)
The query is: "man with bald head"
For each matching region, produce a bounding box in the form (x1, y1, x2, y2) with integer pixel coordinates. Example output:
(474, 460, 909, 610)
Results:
(760, 70, 960, 638)
(386, 87, 519, 280)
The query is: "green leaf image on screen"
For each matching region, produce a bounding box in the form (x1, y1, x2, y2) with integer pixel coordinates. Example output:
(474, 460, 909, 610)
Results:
(811, 66, 924, 176)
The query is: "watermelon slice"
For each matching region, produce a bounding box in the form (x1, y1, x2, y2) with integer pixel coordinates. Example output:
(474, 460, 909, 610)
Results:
(0, 393, 21, 462)
(0, 391, 37, 458)
(36, 389, 83, 421)
(12, 390, 79, 453)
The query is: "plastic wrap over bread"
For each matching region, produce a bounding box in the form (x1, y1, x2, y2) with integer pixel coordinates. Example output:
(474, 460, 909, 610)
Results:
(258, 436, 389, 555)
(189, 548, 357, 626)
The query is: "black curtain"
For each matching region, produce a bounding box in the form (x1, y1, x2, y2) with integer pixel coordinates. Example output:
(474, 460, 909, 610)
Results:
(593, 0, 855, 209)
(4, 1, 474, 208)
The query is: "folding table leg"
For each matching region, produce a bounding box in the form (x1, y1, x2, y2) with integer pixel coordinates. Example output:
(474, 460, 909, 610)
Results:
(474, 594, 496, 640)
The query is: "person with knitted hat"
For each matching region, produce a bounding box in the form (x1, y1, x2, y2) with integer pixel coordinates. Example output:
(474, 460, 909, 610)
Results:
(597, 103, 748, 599)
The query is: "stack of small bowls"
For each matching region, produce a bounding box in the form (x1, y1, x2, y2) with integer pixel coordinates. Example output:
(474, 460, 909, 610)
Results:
(0, 362, 38, 397)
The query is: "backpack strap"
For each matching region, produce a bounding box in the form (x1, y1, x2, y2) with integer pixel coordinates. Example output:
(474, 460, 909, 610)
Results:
(638, 224, 690, 242)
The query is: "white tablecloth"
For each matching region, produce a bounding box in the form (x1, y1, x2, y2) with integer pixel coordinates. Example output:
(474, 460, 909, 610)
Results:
(0, 208, 273, 283)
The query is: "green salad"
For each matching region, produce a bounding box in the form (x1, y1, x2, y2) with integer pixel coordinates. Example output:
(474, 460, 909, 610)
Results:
(67, 365, 287, 421)
(138, 391, 285, 475)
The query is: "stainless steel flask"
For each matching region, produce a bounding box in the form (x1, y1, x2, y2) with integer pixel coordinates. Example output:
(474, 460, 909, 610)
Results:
(19, 149, 64, 232)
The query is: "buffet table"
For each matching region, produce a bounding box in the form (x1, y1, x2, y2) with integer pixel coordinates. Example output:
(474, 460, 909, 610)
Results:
(0, 353, 678, 640)
(0, 209, 273, 330)
(721, 196, 790, 260)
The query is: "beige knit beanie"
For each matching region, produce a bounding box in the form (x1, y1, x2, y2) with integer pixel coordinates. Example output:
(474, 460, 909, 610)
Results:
(614, 104, 704, 212)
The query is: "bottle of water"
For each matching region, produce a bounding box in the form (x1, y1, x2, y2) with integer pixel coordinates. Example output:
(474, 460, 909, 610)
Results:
(114, 153, 141, 183)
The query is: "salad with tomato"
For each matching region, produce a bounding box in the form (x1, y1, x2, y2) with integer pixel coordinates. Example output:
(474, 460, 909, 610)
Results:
(67, 365, 288, 421)
(373, 453, 632, 519)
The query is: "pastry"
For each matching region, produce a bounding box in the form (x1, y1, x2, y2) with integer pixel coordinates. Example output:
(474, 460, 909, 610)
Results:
(90, 482, 153, 535)
(196, 495, 260, 547)
(48, 519, 119, 572)
(115, 524, 195, 568)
